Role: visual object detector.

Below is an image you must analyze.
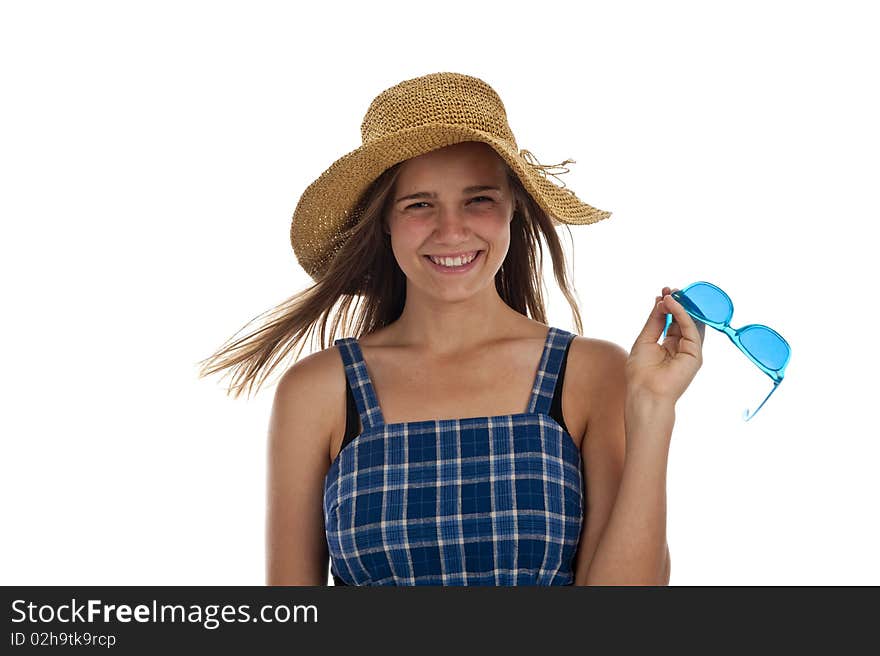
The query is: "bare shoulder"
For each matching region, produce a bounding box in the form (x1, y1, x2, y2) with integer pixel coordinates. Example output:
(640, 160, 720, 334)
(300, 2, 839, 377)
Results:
(565, 336, 629, 434)
(571, 336, 629, 371)
(277, 343, 344, 391)
(272, 344, 346, 457)
(569, 335, 628, 378)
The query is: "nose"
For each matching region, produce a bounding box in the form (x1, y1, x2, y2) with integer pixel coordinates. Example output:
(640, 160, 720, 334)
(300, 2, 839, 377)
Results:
(432, 206, 472, 242)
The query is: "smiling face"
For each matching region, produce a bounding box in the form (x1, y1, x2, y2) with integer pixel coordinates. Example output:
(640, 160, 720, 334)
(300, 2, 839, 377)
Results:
(385, 141, 515, 301)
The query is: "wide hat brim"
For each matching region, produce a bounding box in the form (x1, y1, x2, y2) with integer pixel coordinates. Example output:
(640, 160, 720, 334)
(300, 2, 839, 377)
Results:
(290, 123, 612, 281)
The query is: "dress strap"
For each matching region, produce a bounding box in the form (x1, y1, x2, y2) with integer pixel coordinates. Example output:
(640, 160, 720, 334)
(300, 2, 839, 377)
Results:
(333, 337, 386, 430)
(527, 327, 577, 416)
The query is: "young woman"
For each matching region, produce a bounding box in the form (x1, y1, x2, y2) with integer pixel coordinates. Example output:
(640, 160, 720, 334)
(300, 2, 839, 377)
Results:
(198, 72, 705, 586)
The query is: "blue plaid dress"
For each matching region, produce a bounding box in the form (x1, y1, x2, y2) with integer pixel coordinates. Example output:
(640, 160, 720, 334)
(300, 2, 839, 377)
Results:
(323, 326, 584, 585)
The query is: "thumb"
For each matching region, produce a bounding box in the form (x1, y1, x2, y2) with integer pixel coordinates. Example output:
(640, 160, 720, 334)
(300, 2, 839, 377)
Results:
(633, 295, 668, 348)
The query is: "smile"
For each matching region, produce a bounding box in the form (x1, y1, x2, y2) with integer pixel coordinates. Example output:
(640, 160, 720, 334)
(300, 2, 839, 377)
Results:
(423, 250, 484, 273)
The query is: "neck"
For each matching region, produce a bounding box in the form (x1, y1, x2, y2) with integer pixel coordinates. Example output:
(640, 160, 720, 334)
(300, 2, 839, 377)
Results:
(388, 284, 524, 358)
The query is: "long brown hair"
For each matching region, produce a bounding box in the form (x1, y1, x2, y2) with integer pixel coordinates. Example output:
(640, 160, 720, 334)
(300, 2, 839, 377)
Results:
(195, 156, 585, 399)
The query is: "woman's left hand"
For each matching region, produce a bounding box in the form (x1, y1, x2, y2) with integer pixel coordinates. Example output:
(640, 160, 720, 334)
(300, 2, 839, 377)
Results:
(625, 286, 707, 406)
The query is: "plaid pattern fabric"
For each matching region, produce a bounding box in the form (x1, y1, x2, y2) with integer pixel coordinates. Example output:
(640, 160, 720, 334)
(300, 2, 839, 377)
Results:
(323, 326, 583, 585)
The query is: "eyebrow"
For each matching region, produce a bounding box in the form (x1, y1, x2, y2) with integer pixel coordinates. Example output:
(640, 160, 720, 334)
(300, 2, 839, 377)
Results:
(394, 185, 502, 204)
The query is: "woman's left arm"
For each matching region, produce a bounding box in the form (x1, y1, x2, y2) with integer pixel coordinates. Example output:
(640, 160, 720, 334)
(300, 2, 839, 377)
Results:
(582, 396, 674, 585)
(580, 286, 705, 585)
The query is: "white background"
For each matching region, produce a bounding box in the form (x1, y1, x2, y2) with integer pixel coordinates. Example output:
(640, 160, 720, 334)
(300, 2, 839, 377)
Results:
(2, 0, 877, 585)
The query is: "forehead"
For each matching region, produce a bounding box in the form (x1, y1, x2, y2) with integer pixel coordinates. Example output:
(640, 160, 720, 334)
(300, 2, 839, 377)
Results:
(396, 141, 508, 184)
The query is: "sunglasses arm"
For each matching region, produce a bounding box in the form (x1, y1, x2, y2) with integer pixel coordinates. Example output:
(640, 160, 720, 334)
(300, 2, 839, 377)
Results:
(743, 380, 782, 422)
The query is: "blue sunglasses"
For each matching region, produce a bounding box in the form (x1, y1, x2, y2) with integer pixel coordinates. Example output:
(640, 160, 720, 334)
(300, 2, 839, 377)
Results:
(662, 281, 791, 422)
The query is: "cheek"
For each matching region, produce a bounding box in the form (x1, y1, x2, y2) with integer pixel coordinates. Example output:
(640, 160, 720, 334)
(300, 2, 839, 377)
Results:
(485, 213, 512, 243)
(388, 220, 426, 249)
(387, 224, 427, 266)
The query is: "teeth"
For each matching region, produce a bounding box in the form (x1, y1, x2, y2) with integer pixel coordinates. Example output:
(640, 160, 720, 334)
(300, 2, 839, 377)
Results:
(428, 251, 478, 267)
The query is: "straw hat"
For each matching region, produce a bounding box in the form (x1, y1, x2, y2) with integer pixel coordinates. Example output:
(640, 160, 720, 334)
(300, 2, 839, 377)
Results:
(290, 71, 612, 281)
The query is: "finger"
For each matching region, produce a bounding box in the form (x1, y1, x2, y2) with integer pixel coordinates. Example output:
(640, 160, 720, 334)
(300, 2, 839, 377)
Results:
(660, 287, 681, 341)
(665, 287, 705, 345)
(633, 293, 671, 348)
(662, 292, 703, 354)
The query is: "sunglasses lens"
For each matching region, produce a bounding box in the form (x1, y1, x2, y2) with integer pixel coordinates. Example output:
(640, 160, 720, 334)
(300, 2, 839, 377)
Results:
(677, 282, 733, 324)
(740, 326, 790, 371)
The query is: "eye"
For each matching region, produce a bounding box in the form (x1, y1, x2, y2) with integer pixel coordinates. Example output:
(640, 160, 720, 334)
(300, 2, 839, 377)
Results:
(403, 196, 495, 211)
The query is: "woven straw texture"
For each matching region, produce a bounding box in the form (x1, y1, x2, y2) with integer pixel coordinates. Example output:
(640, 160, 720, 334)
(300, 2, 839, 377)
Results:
(290, 72, 612, 281)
